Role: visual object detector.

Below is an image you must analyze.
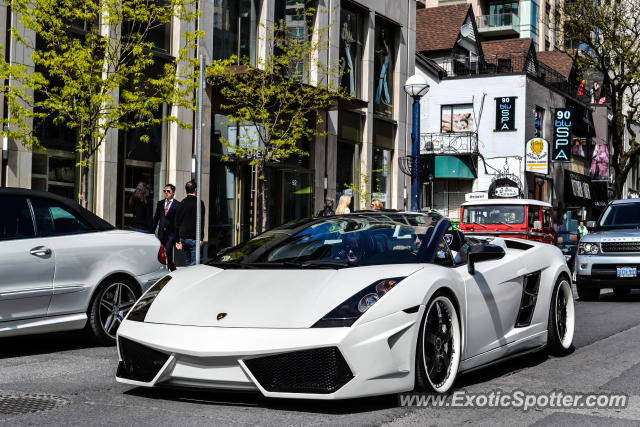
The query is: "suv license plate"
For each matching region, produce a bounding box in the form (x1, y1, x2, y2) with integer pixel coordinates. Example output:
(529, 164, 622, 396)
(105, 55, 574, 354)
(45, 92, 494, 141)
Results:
(617, 267, 637, 278)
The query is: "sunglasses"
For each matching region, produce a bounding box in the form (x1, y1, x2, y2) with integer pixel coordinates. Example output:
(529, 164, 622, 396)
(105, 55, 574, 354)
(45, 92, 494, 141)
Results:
(164, 190, 173, 193)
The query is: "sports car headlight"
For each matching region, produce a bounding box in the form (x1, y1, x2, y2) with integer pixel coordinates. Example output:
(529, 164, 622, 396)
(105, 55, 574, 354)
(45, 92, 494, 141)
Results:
(126, 275, 172, 322)
(312, 277, 406, 328)
(578, 242, 600, 255)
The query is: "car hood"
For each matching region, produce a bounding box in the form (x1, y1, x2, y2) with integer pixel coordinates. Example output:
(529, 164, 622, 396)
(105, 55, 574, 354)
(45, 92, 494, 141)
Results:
(582, 228, 640, 242)
(143, 264, 423, 328)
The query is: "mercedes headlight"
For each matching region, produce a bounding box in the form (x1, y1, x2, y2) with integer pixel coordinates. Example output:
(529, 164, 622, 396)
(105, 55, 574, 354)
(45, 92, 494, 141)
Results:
(578, 242, 600, 255)
(313, 277, 405, 328)
(127, 275, 172, 322)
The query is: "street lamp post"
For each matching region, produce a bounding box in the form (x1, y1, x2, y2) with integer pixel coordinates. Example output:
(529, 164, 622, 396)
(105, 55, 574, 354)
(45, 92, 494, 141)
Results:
(404, 75, 430, 212)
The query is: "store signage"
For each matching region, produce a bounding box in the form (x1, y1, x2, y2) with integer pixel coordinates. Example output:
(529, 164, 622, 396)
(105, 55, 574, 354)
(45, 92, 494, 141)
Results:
(552, 108, 573, 162)
(465, 192, 488, 201)
(493, 186, 520, 198)
(495, 97, 516, 131)
(525, 138, 549, 174)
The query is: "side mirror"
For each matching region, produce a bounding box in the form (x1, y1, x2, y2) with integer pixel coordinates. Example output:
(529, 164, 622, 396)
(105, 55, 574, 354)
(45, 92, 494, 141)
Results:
(468, 244, 506, 275)
(586, 221, 596, 228)
(533, 220, 542, 230)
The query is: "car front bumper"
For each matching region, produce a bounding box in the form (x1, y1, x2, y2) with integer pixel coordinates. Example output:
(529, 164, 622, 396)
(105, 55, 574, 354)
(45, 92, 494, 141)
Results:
(576, 254, 640, 288)
(115, 309, 422, 399)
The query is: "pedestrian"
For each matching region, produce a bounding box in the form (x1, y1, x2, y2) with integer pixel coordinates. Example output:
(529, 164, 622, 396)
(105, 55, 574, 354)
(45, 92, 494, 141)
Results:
(591, 81, 600, 104)
(153, 183, 180, 271)
(336, 194, 352, 214)
(578, 221, 589, 239)
(316, 199, 335, 217)
(578, 79, 586, 96)
(129, 181, 153, 233)
(370, 199, 383, 210)
(175, 180, 206, 266)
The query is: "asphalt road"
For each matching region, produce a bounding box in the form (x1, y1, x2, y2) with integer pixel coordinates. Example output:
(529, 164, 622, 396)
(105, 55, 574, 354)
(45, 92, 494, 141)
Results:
(1, 287, 640, 426)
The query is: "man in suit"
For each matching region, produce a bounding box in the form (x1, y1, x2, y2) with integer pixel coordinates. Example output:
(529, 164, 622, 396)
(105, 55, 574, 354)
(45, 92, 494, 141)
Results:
(153, 183, 180, 271)
(175, 180, 205, 266)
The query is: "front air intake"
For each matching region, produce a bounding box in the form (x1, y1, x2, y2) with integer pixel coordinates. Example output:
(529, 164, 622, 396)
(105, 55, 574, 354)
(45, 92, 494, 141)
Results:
(244, 347, 353, 394)
(116, 337, 170, 383)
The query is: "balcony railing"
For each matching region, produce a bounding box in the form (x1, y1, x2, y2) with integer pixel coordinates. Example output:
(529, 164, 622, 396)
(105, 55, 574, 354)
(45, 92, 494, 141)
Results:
(448, 53, 598, 105)
(476, 12, 520, 36)
(421, 132, 478, 155)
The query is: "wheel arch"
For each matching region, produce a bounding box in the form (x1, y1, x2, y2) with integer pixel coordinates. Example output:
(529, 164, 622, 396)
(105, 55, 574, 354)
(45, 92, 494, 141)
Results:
(86, 272, 142, 315)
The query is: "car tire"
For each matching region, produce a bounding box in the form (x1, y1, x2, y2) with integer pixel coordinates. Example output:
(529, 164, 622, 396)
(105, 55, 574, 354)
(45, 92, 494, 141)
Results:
(613, 288, 631, 298)
(415, 293, 461, 393)
(547, 277, 575, 356)
(576, 282, 599, 301)
(87, 277, 140, 346)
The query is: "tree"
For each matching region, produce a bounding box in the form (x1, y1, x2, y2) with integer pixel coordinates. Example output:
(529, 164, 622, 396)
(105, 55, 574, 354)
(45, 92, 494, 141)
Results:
(0, 0, 201, 206)
(563, 0, 640, 198)
(343, 167, 386, 210)
(206, 5, 348, 233)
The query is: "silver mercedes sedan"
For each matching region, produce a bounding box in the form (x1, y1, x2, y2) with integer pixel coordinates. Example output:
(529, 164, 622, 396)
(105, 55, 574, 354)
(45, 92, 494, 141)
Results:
(0, 188, 167, 344)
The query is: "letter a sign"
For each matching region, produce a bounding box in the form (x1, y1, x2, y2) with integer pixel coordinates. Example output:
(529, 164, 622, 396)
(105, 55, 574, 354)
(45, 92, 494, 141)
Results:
(552, 108, 573, 162)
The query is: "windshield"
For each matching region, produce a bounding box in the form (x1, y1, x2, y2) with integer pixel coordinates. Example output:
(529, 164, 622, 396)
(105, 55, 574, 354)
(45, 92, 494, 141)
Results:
(598, 204, 640, 228)
(210, 214, 436, 267)
(462, 205, 525, 225)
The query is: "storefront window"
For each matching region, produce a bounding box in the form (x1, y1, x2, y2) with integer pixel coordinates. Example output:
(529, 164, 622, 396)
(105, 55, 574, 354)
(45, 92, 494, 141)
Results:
(118, 102, 169, 229)
(213, 0, 259, 65)
(31, 60, 80, 200)
(275, 0, 313, 81)
(534, 106, 544, 138)
(339, 6, 364, 99)
(374, 22, 395, 117)
(372, 147, 391, 207)
(116, 58, 171, 229)
(441, 104, 474, 133)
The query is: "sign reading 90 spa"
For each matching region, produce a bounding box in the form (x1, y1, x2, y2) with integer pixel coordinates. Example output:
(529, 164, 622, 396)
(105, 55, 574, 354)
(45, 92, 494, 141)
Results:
(495, 97, 516, 131)
(552, 108, 573, 162)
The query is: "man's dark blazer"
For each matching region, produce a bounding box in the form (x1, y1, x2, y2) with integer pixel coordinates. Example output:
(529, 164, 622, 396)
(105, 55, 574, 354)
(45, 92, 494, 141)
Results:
(153, 198, 180, 244)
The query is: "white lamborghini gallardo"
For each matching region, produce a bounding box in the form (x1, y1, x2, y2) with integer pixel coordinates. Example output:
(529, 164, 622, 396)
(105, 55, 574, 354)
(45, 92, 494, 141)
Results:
(115, 212, 575, 399)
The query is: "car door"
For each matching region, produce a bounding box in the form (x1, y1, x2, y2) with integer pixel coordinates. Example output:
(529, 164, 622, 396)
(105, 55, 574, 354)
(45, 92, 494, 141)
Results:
(28, 197, 98, 316)
(0, 195, 55, 322)
(460, 253, 523, 359)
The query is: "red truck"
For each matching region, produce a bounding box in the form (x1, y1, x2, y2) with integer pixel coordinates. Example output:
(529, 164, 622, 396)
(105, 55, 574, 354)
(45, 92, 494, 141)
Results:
(459, 199, 555, 244)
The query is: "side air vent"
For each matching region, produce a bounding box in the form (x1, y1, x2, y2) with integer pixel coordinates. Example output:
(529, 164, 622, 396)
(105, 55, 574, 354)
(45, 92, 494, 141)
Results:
(505, 240, 533, 250)
(515, 271, 541, 327)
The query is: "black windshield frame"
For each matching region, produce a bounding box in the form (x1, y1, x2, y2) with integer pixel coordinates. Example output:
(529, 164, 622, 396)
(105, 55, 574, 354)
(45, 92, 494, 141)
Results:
(209, 214, 447, 268)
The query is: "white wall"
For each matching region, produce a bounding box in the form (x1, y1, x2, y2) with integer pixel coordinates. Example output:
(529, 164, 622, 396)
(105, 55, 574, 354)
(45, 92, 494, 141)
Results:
(416, 66, 528, 193)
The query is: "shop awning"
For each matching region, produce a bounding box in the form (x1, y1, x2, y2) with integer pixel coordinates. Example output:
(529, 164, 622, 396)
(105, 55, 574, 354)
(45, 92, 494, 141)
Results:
(434, 156, 476, 179)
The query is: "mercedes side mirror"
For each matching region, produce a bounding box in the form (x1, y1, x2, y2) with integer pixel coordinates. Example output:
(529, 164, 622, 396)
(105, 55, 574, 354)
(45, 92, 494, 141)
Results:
(586, 221, 596, 229)
(468, 244, 506, 275)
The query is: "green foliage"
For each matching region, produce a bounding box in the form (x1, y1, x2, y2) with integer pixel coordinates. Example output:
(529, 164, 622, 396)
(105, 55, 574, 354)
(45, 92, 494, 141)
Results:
(344, 167, 385, 209)
(563, 0, 640, 197)
(0, 0, 201, 173)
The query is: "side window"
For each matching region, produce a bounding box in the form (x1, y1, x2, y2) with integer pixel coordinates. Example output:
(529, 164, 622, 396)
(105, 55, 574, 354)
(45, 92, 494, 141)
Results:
(527, 206, 539, 228)
(543, 209, 552, 228)
(0, 196, 35, 240)
(434, 238, 454, 267)
(30, 198, 92, 236)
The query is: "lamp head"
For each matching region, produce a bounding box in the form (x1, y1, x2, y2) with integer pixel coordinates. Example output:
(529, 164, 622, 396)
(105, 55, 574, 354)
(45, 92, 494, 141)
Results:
(404, 74, 430, 98)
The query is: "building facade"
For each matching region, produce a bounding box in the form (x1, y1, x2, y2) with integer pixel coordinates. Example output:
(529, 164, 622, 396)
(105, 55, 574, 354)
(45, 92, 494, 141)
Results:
(0, 0, 416, 257)
(416, 4, 601, 224)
